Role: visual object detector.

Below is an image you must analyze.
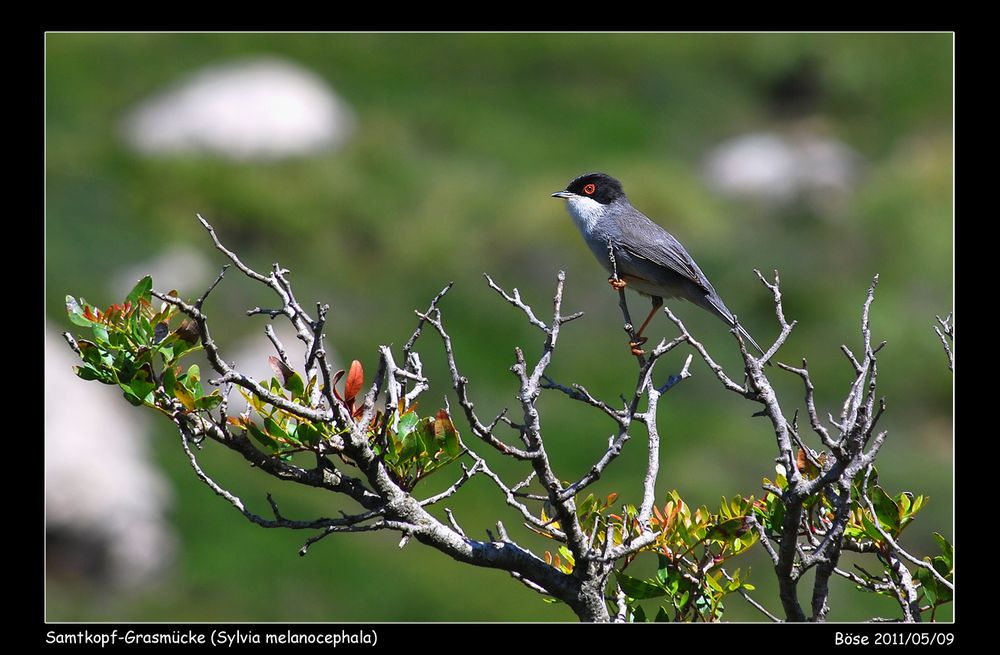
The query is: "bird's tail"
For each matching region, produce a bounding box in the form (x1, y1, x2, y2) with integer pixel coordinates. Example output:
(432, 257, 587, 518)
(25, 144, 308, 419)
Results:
(702, 292, 771, 365)
(736, 323, 770, 363)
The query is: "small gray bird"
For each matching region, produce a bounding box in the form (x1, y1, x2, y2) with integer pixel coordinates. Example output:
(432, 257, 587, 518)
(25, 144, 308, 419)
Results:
(552, 172, 766, 358)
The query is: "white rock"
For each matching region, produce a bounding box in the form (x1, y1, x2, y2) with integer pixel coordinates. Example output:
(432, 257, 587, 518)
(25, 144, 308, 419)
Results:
(45, 325, 176, 588)
(703, 129, 861, 206)
(122, 57, 355, 161)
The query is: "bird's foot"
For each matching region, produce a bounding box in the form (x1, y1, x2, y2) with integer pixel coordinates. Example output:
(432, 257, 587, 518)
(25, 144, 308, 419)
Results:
(629, 336, 648, 356)
(608, 276, 627, 290)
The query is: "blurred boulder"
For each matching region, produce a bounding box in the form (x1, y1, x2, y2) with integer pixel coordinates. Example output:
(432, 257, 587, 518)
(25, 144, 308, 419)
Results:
(702, 125, 862, 210)
(122, 57, 355, 161)
(46, 325, 176, 589)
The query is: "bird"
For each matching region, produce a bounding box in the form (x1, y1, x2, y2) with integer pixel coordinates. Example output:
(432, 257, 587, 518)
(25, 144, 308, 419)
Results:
(552, 172, 767, 359)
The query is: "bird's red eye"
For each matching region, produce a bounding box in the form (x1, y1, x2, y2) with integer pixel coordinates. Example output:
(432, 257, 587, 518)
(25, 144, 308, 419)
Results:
(583, 183, 596, 195)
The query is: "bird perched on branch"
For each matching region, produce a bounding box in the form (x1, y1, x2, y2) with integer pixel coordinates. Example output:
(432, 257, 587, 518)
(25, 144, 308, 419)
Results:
(552, 172, 767, 359)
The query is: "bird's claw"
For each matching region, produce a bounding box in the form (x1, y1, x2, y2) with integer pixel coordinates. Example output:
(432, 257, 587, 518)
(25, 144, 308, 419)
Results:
(629, 336, 648, 356)
(608, 277, 627, 290)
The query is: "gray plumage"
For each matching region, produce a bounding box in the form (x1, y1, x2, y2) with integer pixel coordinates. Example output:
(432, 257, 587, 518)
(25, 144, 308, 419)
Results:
(552, 171, 766, 357)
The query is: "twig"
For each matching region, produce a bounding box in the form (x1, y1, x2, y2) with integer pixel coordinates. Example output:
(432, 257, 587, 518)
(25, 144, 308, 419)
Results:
(721, 567, 781, 623)
(484, 274, 548, 332)
(195, 265, 229, 310)
(419, 461, 483, 507)
(264, 324, 291, 368)
(933, 313, 954, 372)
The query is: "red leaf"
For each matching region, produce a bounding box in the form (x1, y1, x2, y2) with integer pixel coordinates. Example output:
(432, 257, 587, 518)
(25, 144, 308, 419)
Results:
(345, 359, 364, 402)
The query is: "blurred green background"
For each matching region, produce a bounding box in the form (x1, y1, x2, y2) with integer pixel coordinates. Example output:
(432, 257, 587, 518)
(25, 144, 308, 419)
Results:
(45, 33, 952, 622)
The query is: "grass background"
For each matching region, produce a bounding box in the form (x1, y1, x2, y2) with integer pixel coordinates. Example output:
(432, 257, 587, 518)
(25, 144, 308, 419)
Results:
(46, 32, 952, 622)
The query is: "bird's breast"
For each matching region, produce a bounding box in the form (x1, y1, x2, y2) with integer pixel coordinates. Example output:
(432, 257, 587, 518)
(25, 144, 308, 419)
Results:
(566, 196, 607, 235)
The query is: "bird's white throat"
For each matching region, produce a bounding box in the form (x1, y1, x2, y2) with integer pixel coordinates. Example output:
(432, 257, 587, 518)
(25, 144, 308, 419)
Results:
(565, 195, 606, 235)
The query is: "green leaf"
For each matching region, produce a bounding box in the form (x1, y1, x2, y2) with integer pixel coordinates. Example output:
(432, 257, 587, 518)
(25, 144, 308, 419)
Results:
(128, 377, 156, 405)
(914, 567, 937, 604)
(897, 492, 911, 515)
(126, 276, 153, 305)
(616, 573, 666, 600)
(654, 606, 670, 623)
(557, 545, 575, 569)
(295, 421, 321, 446)
(397, 412, 419, 436)
(163, 366, 178, 396)
(286, 372, 305, 398)
(66, 296, 93, 326)
(932, 532, 953, 571)
(247, 422, 277, 450)
(705, 573, 725, 594)
(769, 496, 785, 531)
(931, 556, 950, 580)
(656, 554, 670, 585)
(860, 511, 883, 542)
(632, 605, 646, 623)
(74, 364, 109, 382)
(195, 392, 223, 411)
(871, 486, 901, 533)
(174, 383, 196, 410)
(121, 389, 144, 406)
(91, 322, 110, 344)
(398, 427, 421, 461)
(184, 364, 203, 398)
(264, 416, 298, 445)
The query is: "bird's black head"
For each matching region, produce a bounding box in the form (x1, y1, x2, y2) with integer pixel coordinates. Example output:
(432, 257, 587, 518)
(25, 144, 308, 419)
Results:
(553, 172, 626, 205)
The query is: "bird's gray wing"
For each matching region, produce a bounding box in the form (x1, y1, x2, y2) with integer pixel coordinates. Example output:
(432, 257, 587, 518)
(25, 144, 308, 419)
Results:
(613, 209, 716, 296)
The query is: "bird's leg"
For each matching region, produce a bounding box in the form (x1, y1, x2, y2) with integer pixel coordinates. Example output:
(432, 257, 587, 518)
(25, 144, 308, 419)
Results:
(608, 275, 627, 290)
(629, 297, 663, 356)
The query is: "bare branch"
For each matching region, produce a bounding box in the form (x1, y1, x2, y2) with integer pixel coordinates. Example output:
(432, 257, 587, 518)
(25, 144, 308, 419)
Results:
(197, 214, 270, 284)
(933, 312, 954, 372)
(416, 305, 535, 460)
(62, 331, 81, 356)
(264, 324, 291, 367)
(419, 461, 483, 507)
(721, 567, 781, 623)
(484, 274, 548, 332)
(402, 282, 454, 360)
(663, 307, 748, 395)
(444, 508, 466, 538)
(540, 376, 626, 424)
(778, 359, 838, 453)
(754, 268, 797, 363)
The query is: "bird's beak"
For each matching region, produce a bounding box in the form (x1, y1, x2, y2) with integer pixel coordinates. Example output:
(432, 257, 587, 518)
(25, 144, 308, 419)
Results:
(551, 190, 574, 199)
